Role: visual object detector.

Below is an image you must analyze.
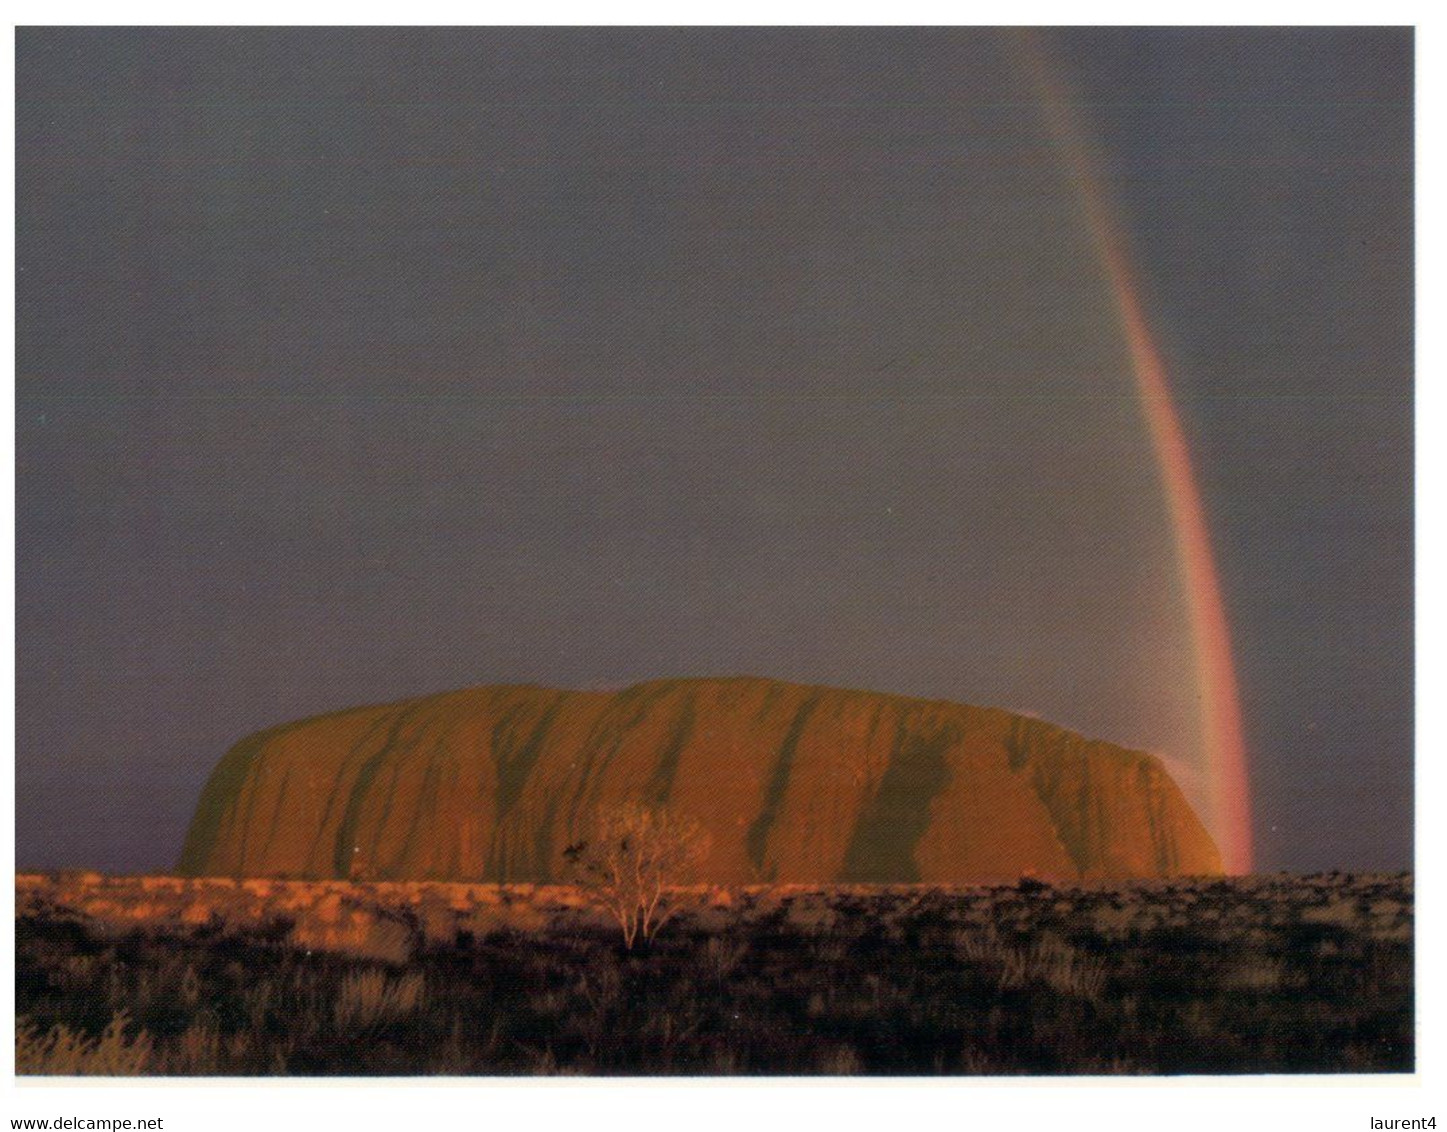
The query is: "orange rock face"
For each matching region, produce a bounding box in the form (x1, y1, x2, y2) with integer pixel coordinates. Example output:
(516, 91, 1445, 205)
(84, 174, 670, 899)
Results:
(178, 677, 1222, 882)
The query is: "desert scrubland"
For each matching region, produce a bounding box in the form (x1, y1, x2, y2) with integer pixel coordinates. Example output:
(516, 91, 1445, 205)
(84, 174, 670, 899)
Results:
(16, 870, 1411, 1076)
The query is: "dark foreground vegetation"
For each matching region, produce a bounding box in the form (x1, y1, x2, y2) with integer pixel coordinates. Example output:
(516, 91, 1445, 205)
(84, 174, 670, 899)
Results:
(15, 872, 1412, 1075)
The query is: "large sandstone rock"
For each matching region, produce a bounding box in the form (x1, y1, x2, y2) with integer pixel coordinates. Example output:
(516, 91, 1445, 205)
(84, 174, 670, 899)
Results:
(179, 677, 1221, 882)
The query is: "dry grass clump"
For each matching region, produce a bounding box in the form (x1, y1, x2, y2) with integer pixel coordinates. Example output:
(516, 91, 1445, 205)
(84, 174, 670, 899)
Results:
(291, 909, 413, 964)
(1006, 934, 1108, 1000)
(413, 894, 459, 948)
(1219, 957, 1287, 992)
(161, 1020, 223, 1074)
(956, 928, 1107, 1000)
(703, 936, 749, 981)
(333, 970, 426, 1030)
(816, 1043, 863, 1075)
(785, 897, 838, 934)
(1301, 898, 1363, 928)
(17, 1011, 153, 1075)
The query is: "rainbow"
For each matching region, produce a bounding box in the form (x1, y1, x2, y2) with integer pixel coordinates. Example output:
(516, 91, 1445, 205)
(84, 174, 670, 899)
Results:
(1022, 37, 1254, 873)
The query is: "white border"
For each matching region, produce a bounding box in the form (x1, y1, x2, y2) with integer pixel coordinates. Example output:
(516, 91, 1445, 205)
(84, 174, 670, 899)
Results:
(5, 7, 1438, 1128)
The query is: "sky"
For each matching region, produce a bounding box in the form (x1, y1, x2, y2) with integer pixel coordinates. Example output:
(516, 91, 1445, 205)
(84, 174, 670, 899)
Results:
(14, 27, 1412, 873)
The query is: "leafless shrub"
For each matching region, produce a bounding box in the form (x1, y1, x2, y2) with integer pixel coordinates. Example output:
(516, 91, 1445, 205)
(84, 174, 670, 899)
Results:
(563, 804, 712, 948)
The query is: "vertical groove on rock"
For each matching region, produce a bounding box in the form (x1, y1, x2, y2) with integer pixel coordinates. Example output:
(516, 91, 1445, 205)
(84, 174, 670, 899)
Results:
(396, 753, 444, 874)
(644, 696, 698, 805)
(332, 706, 414, 876)
(495, 691, 567, 818)
(745, 689, 824, 880)
(304, 708, 403, 876)
(840, 720, 954, 882)
(260, 768, 294, 868)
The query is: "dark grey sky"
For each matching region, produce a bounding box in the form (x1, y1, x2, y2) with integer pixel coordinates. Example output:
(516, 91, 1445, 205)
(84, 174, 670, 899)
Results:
(15, 28, 1411, 873)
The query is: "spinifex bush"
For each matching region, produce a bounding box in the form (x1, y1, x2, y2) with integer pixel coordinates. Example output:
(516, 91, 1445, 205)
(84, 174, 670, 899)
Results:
(563, 804, 712, 948)
(16, 1010, 154, 1075)
(998, 933, 1108, 1001)
(333, 969, 426, 1031)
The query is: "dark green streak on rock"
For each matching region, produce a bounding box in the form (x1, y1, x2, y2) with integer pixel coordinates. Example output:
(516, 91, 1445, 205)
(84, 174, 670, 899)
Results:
(840, 724, 953, 882)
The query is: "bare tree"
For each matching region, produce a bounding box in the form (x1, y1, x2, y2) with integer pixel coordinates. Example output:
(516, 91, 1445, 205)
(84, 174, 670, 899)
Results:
(563, 803, 712, 948)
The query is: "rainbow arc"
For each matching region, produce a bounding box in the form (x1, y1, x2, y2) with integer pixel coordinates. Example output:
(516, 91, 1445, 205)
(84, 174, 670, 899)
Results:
(1025, 38, 1254, 873)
